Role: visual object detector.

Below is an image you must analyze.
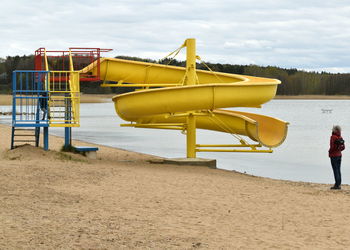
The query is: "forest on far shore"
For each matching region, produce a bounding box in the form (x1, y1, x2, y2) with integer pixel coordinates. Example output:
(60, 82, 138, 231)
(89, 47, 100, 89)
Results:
(1, 54, 350, 95)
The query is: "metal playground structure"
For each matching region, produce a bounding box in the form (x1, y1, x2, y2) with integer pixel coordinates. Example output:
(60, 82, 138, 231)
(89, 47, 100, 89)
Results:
(11, 39, 288, 158)
(11, 48, 111, 150)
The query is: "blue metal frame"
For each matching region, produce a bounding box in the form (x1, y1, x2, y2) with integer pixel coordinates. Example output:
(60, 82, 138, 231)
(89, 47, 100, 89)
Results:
(12, 70, 50, 127)
(11, 70, 77, 151)
(11, 70, 50, 150)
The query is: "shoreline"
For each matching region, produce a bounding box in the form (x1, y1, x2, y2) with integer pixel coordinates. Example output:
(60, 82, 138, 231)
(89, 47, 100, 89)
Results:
(274, 95, 350, 100)
(2, 94, 350, 106)
(0, 121, 337, 185)
(0, 96, 344, 185)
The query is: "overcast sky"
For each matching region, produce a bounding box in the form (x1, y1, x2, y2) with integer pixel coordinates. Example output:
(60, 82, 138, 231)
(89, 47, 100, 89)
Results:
(1, 0, 350, 73)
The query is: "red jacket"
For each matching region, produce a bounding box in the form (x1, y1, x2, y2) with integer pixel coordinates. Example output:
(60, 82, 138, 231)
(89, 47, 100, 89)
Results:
(329, 131, 345, 157)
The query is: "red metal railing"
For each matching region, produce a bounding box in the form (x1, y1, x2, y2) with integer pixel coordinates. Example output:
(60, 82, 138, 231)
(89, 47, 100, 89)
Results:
(34, 47, 112, 82)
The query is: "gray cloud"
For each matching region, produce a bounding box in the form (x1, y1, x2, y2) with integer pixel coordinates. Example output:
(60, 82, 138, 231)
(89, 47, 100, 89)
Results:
(1, 0, 350, 72)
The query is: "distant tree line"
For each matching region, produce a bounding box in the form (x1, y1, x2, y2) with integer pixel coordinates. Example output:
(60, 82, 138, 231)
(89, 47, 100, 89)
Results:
(0, 55, 34, 93)
(1, 54, 350, 95)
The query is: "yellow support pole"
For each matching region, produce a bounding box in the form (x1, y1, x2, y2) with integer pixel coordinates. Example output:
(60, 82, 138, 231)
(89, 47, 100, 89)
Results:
(184, 38, 197, 158)
(186, 113, 196, 158)
(44, 48, 49, 71)
(197, 149, 273, 153)
(184, 38, 196, 86)
(69, 50, 74, 71)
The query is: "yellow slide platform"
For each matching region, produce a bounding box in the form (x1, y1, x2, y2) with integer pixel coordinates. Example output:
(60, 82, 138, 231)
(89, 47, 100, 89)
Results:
(82, 57, 288, 149)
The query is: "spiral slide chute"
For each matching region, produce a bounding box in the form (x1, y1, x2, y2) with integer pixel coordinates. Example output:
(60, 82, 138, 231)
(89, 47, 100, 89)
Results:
(81, 43, 288, 156)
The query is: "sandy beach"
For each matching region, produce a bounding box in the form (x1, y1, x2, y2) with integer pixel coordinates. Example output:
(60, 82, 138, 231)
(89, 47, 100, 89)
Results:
(1, 123, 350, 249)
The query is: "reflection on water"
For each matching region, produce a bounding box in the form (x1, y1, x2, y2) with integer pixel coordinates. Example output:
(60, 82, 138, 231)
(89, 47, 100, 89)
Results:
(2, 100, 350, 184)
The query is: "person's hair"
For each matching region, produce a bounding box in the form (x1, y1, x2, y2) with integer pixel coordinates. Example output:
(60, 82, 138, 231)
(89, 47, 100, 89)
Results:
(332, 125, 341, 133)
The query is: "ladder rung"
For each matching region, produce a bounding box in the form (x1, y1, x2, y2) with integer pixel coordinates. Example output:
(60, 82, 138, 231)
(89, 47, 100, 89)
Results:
(14, 128, 36, 131)
(14, 140, 36, 142)
(14, 134, 36, 136)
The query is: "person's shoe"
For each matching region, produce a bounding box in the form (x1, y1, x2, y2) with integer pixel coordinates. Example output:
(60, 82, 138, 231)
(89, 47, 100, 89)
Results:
(330, 186, 341, 190)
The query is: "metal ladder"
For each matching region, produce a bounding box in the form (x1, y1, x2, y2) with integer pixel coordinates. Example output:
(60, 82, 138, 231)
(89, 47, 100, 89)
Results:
(47, 71, 79, 127)
(10, 127, 40, 149)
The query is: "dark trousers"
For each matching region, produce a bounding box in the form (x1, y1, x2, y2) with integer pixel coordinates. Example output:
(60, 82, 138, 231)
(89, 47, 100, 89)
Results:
(330, 156, 342, 187)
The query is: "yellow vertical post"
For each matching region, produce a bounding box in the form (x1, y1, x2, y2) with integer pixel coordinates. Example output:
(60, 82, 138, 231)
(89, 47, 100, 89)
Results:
(186, 113, 196, 158)
(68, 50, 74, 71)
(44, 48, 49, 71)
(185, 38, 197, 158)
(184, 38, 196, 86)
(44, 48, 50, 91)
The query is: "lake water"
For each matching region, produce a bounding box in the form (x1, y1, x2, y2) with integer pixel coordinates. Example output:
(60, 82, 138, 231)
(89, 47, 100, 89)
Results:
(2, 99, 350, 184)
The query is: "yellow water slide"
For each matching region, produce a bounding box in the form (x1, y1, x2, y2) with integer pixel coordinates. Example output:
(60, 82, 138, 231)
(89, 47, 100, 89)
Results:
(81, 39, 288, 157)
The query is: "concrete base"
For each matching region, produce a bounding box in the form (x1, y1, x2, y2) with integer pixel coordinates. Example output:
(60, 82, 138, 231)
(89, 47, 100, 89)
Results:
(74, 146, 98, 160)
(163, 158, 216, 169)
(84, 151, 97, 159)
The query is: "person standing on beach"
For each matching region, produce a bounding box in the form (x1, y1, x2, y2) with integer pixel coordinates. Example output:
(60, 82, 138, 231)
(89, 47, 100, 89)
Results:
(328, 125, 345, 190)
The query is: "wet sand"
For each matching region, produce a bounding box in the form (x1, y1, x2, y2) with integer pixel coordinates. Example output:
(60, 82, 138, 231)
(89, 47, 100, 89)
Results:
(1, 124, 350, 249)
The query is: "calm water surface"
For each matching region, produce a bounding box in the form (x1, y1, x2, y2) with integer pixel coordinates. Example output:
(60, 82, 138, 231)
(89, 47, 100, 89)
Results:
(2, 100, 350, 184)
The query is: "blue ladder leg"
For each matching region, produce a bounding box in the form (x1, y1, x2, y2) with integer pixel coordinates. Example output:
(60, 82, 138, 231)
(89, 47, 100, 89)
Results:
(64, 127, 71, 149)
(35, 127, 40, 147)
(11, 127, 15, 149)
(43, 127, 49, 151)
